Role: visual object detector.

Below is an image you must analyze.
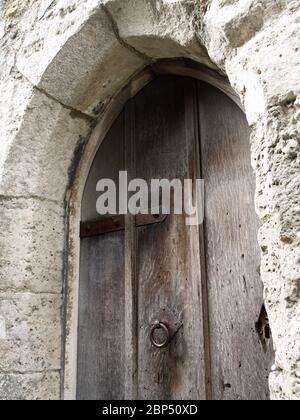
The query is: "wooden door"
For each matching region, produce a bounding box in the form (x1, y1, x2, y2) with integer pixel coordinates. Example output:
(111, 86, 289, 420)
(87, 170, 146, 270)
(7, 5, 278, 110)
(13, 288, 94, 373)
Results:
(77, 76, 273, 400)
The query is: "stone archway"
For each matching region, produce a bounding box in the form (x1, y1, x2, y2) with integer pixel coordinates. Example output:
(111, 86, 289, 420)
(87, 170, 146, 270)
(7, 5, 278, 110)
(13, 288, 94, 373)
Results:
(0, 0, 299, 400)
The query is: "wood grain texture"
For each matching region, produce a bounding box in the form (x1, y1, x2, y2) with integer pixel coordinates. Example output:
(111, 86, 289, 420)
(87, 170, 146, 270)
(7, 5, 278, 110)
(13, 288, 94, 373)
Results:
(77, 233, 125, 400)
(124, 99, 138, 399)
(77, 111, 125, 400)
(133, 77, 206, 400)
(198, 81, 273, 400)
(77, 75, 273, 401)
(81, 112, 124, 223)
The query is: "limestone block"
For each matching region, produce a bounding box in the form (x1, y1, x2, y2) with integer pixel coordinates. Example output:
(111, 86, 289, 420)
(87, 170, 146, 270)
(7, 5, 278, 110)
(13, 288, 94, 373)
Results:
(204, 0, 286, 58)
(226, 11, 300, 124)
(0, 198, 65, 293)
(0, 292, 61, 373)
(254, 98, 300, 399)
(0, 371, 60, 400)
(204, 1, 300, 123)
(16, 1, 146, 115)
(270, 370, 300, 401)
(0, 46, 35, 184)
(0, 90, 91, 202)
(104, 0, 214, 67)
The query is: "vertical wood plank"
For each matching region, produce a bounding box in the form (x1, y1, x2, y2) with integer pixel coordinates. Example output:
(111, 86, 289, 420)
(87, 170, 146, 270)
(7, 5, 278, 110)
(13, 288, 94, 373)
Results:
(77, 233, 125, 400)
(81, 114, 124, 223)
(198, 81, 274, 400)
(77, 114, 126, 400)
(134, 76, 206, 400)
(194, 86, 213, 400)
(124, 99, 138, 399)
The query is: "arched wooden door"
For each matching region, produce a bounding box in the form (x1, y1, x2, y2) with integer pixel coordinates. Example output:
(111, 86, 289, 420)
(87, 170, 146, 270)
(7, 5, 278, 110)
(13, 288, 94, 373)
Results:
(77, 76, 273, 400)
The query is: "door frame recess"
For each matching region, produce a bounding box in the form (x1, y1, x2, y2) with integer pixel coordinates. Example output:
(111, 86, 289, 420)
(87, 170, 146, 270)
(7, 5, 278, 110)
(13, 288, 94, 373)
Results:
(62, 58, 245, 400)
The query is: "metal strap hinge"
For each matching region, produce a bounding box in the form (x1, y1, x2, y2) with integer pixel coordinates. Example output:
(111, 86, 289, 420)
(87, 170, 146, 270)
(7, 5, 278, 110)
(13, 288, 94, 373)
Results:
(80, 213, 168, 238)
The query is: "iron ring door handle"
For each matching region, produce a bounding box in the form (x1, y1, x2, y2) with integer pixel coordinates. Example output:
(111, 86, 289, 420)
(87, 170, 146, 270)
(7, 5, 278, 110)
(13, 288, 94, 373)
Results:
(150, 320, 170, 349)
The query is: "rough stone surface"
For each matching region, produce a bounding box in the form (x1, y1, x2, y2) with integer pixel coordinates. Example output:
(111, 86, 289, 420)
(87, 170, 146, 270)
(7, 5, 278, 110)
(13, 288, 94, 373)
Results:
(0, 198, 65, 293)
(255, 99, 300, 400)
(0, 292, 61, 373)
(0, 371, 60, 400)
(103, 0, 215, 67)
(0, 0, 299, 400)
(0, 89, 91, 201)
(15, 0, 146, 116)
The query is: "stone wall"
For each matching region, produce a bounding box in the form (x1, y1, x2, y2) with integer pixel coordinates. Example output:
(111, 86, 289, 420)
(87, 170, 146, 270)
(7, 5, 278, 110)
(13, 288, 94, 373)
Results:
(0, 0, 299, 400)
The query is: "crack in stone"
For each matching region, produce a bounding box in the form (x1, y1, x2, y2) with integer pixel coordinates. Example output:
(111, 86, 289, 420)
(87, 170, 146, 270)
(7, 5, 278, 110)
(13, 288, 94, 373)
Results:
(34, 86, 96, 123)
(0, 289, 61, 295)
(13, 65, 96, 123)
(0, 194, 61, 206)
(101, 4, 154, 64)
(38, 0, 56, 21)
(0, 369, 61, 376)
